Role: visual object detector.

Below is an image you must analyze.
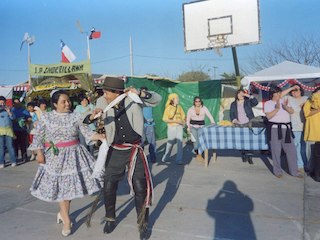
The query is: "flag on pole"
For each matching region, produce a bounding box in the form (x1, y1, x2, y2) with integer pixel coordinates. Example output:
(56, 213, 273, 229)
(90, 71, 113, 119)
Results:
(89, 27, 101, 40)
(20, 32, 35, 51)
(60, 40, 76, 63)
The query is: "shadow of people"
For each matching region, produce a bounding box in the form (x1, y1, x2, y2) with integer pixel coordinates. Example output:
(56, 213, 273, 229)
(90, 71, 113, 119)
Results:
(259, 154, 273, 173)
(146, 140, 193, 235)
(70, 193, 135, 233)
(207, 180, 256, 240)
(70, 139, 191, 237)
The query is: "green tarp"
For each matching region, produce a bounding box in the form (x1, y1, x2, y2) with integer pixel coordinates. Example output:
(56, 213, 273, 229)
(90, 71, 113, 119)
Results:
(126, 77, 221, 140)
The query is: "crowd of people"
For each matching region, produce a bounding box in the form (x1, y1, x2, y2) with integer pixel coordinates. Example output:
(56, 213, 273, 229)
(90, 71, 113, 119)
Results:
(0, 78, 319, 239)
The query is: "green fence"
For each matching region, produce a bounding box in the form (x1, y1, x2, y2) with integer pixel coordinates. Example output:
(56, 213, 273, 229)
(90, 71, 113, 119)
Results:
(126, 77, 221, 140)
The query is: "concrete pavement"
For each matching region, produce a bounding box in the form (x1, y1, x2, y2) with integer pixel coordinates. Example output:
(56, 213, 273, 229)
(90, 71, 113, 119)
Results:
(0, 139, 319, 240)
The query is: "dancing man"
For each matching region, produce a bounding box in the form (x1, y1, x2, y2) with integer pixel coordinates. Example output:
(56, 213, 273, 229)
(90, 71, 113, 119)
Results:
(84, 77, 161, 239)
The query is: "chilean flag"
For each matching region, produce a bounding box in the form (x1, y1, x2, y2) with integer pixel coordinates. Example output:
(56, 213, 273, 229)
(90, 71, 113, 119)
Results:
(89, 28, 101, 40)
(61, 40, 76, 63)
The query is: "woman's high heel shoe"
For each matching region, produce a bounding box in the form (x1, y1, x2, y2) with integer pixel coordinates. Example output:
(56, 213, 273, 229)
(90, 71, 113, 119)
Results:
(57, 212, 64, 224)
(62, 226, 71, 237)
(57, 212, 72, 236)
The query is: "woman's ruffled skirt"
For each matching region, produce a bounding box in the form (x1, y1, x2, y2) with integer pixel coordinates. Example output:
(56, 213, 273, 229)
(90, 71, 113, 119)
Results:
(30, 145, 101, 202)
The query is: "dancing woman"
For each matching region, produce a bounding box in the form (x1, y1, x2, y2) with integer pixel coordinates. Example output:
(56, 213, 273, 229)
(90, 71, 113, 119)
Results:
(29, 90, 105, 237)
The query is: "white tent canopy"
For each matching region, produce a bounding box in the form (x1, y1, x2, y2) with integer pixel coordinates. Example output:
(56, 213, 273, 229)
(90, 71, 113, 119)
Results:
(0, 86, 13, 99)
(241, 61, 320, 86)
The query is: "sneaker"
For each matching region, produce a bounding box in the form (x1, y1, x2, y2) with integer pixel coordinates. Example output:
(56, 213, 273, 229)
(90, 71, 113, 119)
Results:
(30, 154, 36, 161)
(11, 163, 17, 167)
(0, 164, 4, 169)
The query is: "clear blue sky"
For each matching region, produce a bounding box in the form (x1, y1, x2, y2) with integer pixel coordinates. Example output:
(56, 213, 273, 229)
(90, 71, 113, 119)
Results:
(0, 0, 319, 85)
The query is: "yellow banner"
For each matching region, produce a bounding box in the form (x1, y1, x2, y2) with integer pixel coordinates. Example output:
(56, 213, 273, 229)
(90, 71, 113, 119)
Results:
(29, 60, 91, 77)
(33, 82, 75, 91)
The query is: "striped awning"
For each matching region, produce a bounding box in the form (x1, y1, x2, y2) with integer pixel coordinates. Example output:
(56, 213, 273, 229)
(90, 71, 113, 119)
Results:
(13, 84, 30, 91)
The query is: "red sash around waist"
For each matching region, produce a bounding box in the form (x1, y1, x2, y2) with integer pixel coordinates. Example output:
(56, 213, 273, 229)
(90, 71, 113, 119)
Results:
(44, 140, 79, 148)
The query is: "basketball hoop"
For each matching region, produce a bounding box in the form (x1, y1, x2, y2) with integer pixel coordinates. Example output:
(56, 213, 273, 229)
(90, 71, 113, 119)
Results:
(207, 34, 228, 56)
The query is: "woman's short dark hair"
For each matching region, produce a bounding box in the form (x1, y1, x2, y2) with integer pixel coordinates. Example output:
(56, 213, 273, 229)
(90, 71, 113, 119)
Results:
(234, 89, 245, 101)
(193, 96, 203, 106)
(38, 99, 47, 106)
(268, 84, 281, 99)
(78, 95, 89, 103)
(289, 84, 304, 96)
(51, 90, 68, 110)
(27, 101, 36, 107)
(0, 96, 6, 102)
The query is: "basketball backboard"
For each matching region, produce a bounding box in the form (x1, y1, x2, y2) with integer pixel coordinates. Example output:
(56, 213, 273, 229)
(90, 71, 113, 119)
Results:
(183, 0, 260, 52)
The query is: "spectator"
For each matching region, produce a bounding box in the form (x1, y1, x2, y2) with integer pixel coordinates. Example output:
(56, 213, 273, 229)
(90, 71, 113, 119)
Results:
(12, 98, 31, 162)
(0, 96, 17, 168)
(34, 99, 48, 120)
(141, 86, 157, 163)
(74, 95, 95, 155)
(161, 93, 185, 165)
(26, 101, 38, 161)
(264, 84, 302, 178)
(230, 89, 258, 164)
(186, 96, 215, 163)
(286, 84, 308, 172)
(303, 87, 320, 177)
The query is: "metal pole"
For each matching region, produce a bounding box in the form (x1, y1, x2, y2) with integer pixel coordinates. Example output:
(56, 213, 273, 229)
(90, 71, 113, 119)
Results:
(27, 43, 31, 87)
(232, 47, 241, 87)
(130, 36, 134, 76)
(87, 34, 91, 61)
(213, 66, 218, 80)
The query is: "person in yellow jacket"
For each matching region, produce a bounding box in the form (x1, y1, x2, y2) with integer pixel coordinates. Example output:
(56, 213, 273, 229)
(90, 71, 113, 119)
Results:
(303, 87, 320, 175)
(161, 93, 185, 164)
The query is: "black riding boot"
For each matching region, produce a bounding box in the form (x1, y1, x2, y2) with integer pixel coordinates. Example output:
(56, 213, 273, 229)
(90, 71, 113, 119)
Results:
(133, 178, 149, 239)
(103, 181, 118, 234)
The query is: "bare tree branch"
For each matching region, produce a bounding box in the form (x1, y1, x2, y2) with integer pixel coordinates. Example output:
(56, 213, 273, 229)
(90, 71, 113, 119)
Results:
(245, 35, 320, 73)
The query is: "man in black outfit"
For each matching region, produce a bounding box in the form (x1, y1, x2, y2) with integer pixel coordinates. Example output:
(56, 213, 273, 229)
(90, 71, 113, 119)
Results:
(84, 77, 161, 239)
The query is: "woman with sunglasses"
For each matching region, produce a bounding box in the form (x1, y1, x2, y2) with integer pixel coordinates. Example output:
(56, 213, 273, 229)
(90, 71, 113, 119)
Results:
(186, 96, 215, 162)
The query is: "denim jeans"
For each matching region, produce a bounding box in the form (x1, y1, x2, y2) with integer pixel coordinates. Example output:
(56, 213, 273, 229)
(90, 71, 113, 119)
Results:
(142, 125, 156, 162)
(0, 135, 17, 165)
(190, 127, 200, 151)
(293, 131, 308, 168)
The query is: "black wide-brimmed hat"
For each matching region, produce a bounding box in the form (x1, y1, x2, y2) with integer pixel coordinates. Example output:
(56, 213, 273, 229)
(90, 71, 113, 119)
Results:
(102, 77, 125, 91)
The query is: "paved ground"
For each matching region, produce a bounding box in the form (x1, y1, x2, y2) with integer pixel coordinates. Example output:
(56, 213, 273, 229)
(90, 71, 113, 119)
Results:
(0, 139, 319, 240)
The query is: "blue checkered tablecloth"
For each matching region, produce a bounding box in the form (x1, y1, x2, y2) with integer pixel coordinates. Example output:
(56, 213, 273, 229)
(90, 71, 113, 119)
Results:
(198, 125, 269, 154)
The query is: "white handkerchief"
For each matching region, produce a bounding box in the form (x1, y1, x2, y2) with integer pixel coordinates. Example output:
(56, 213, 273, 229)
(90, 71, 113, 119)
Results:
(128, 91, 143, 104)
(92, 139, 109, 179)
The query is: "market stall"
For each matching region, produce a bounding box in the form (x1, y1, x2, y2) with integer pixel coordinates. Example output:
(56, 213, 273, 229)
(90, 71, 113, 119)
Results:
(27, 60, 94, 100)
